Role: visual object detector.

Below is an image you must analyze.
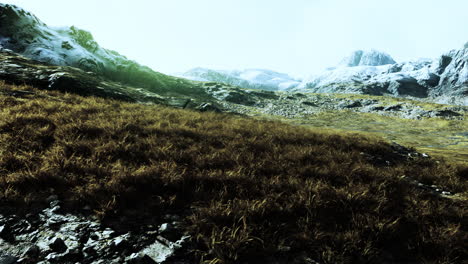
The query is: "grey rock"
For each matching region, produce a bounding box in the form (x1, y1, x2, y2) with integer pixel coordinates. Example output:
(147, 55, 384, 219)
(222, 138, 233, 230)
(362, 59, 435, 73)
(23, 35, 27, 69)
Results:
(126, 253, 157, 264)
(196, 102, 222, 112)
(384, 104, 403, 111)
(158, 223, 173, 234)
(133, 235, 189, 264)
(0, 252, 17, 264)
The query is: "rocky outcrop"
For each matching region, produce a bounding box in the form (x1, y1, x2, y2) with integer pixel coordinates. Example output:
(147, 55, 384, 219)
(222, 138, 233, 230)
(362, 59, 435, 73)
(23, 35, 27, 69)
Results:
(0, 199, 190, 263)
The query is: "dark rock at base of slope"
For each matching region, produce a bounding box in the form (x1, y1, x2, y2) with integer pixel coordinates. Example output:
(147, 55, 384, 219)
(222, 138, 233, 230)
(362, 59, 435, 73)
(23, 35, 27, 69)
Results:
(0, 252, 18, 264)
(0, 202, 191, 264)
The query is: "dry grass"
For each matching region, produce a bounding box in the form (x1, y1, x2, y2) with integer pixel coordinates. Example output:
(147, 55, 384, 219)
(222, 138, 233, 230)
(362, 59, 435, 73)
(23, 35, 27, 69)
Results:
(0, 81, 466, 263)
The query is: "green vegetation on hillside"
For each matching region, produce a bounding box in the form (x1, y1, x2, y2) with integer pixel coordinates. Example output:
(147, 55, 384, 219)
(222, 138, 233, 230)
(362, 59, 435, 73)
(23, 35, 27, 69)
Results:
(0, 82, 466, 263)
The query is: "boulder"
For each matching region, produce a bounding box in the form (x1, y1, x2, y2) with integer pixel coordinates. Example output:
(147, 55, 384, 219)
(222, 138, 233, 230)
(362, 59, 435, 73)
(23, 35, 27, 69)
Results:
(0, 252, 17, 264)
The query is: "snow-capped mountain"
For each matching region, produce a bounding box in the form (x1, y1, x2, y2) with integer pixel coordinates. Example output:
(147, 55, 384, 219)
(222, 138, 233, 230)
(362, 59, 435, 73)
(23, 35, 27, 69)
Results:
(298, 50, 398, 90)
(296, 47, 467, 105)
(180, 68, 301, 91)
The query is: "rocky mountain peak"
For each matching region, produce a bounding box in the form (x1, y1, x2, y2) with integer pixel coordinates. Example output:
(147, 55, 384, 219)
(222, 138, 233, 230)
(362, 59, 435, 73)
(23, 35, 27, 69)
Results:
(338, 49, 396, 67)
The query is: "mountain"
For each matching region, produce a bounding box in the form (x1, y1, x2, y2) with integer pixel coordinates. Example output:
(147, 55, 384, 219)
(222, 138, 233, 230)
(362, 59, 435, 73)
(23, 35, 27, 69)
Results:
(0, 3, 466, 107)
(0, 3, 209, 99)
(179, 67, 301, 91)
(297, 47, 467, 105)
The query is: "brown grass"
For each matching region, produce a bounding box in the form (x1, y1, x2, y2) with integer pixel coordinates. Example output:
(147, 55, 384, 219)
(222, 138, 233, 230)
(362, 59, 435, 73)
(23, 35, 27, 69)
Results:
(0, 81, 466, 263)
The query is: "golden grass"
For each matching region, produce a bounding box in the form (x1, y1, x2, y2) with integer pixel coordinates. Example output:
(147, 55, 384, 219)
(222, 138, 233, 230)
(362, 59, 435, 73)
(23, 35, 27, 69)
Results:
(0, 81, 467, 263)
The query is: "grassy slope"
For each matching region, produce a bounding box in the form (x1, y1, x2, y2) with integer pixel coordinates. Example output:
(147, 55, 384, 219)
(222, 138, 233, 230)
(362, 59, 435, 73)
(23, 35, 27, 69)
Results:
(0, 82, 467, 263)
(296, 111, 468, 164)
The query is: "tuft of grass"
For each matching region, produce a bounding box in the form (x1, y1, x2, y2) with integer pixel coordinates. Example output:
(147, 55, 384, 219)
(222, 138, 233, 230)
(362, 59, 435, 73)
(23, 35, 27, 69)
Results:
(0, 81, 466, 263)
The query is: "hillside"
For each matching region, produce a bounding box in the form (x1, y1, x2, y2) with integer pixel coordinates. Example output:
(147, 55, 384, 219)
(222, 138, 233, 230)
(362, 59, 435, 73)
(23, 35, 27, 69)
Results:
(0, 81, 466, 263)
(0, 3, 213, 100)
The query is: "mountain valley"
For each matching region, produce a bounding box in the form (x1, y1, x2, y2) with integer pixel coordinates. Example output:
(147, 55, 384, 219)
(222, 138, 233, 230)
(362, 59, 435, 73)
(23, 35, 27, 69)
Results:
(0, 3, 467, 264)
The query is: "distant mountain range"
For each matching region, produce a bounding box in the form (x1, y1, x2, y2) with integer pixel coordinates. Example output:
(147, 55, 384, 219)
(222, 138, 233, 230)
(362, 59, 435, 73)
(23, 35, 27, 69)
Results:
(0, 3, 466, 106)
(178, 68, 301, 91)
(181, 48, 467, 105)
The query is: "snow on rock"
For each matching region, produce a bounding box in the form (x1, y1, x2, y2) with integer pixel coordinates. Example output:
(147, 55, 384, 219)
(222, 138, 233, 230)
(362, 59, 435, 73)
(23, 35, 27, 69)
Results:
(437, 43, 468, 91)
(297, 65, 391, 91)
(180, 68, 301, 91)
(0, 4, 117, 73)
(338, 50, 396, 67)
(298, 49, 400, 92)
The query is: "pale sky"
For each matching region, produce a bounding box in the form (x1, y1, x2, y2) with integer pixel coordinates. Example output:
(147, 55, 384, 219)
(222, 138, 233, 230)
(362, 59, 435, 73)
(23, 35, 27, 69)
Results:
(3, 0, 468, 77)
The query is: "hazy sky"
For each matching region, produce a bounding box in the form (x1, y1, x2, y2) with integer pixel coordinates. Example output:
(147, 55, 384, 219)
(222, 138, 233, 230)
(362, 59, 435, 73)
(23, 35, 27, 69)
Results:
(3, 0, 468, 77)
